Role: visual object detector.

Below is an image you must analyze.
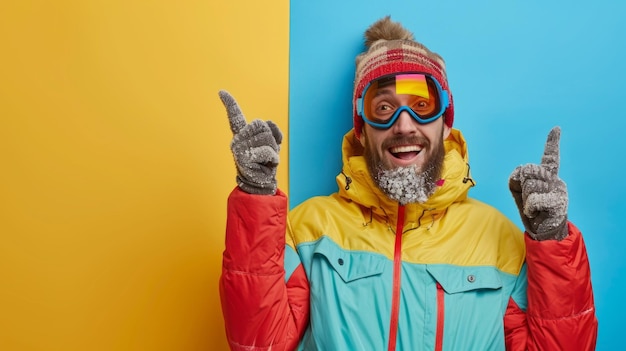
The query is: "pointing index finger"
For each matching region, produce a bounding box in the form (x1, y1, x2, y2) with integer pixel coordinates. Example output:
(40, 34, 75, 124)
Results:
(219, 90, 247, 135)
(541, 126, 561, 174)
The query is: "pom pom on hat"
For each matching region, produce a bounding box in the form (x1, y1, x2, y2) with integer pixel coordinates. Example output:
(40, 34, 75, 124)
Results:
(363, 16, 415, 47)
(353, 16, 454, 139)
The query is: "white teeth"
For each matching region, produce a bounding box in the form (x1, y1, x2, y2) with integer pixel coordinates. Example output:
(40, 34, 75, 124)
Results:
(390, 145, 421, 153)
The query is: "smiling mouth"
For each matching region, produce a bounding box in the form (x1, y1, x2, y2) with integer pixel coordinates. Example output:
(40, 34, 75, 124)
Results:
(389, 145, 422, 160)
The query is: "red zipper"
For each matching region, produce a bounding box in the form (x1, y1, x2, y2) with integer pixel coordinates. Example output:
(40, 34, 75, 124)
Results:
(387, 205, 405, 351)
(435, 282, 445, 351)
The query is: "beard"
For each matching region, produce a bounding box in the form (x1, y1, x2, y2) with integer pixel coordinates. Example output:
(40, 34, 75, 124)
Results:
(364, 132, 446, 205)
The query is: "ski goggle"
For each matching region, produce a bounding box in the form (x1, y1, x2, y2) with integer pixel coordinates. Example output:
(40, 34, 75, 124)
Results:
(356, 73, 450, 129)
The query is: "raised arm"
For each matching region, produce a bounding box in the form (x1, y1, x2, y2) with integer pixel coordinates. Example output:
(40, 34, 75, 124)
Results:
(218, 91, 309, 350)
(507, 127, 598, 350)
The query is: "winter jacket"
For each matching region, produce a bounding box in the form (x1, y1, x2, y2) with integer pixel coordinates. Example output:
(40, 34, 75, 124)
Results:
(220, 128, 597, 350)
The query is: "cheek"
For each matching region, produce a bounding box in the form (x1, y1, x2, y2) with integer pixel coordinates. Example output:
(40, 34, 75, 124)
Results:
(363, 135, 382, 159)
(368, 136, 386, 155)
(443, 124, 451, 140)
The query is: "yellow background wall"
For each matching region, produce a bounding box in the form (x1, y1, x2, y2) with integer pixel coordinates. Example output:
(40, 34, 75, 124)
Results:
(0, 1, 289, 350)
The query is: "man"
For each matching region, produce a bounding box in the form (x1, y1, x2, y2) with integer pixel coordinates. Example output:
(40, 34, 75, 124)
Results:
(219, 16, 597, 350)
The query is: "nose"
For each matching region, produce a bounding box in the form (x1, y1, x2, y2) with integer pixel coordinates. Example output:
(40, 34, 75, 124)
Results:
(391, 110, 418, 135)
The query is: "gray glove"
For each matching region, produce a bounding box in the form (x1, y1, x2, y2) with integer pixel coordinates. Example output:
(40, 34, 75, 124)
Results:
(509, 127, 569, 241)
(219, 90, 282, 195)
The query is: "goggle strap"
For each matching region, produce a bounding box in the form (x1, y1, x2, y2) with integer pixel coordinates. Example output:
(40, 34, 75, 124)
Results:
(441, 91, 449, 109)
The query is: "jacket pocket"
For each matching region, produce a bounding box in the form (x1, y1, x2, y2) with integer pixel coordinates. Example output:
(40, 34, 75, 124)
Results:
(426, 265, 503, 293)
(312, 236, 385, 283)
(425, 265, 508, 350)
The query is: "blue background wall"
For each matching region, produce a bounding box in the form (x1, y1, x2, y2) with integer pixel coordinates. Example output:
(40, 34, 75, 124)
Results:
(290, 1, 625, 349)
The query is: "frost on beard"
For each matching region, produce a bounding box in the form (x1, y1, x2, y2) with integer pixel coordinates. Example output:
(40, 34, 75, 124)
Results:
(375, 165, 437, 205)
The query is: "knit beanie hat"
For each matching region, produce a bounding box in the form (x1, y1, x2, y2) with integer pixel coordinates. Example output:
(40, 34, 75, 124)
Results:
(353, 16, 454, 139)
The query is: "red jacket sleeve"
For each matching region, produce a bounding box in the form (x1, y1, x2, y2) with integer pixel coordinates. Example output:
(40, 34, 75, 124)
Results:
(506, 221, 598, 350)
(219, 188, 310, 351)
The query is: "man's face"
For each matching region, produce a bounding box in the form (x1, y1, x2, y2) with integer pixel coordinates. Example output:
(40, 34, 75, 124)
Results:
(360, 92, 451, 204)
